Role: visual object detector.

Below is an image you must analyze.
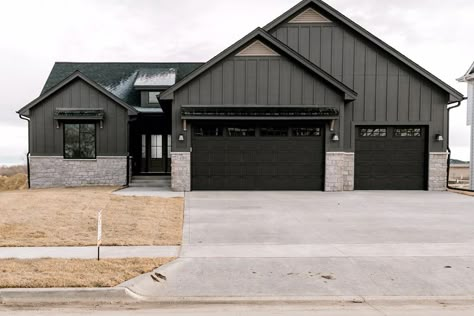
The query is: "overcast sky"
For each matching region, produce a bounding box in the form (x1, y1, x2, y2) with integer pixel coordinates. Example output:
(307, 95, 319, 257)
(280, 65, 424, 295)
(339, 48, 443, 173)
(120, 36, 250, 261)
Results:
(0, 0, 472, 165)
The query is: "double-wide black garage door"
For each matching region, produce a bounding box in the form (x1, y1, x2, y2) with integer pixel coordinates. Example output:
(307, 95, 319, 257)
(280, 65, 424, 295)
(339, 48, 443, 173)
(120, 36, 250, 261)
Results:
(192, 124, 325, 190)
(355, 126, 428, 190)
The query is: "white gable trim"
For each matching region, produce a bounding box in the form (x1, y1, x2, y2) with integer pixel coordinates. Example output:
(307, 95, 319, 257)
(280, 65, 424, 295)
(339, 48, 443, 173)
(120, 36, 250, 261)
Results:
(289, 7, 331, 24)
(235, 40, 280, 57)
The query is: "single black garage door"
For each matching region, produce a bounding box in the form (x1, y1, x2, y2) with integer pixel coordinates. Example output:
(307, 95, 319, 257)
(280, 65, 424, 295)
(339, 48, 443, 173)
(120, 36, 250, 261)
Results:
(192, 124, 325, 190)
(355, 126, 428, 190)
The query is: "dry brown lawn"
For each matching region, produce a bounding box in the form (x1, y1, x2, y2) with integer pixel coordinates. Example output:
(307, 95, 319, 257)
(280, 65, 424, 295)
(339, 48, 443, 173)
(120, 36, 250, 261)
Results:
(0, 187, 183, 247)
(0, 165, 27, 177)
(0, 258, 173, 288)
(0, 174, 28, 191)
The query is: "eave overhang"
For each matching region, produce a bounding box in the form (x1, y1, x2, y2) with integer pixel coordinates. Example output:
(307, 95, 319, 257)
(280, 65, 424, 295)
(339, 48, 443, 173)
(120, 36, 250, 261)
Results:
(457, 61, 474, 82)
(17, 71, 138, 117)
(457, 75, 474, 82)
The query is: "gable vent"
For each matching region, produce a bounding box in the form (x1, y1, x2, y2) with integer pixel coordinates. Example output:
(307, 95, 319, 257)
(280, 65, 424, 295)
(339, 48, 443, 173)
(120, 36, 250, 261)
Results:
(236, 40, 280, 57)
(289, 8, 331, 23)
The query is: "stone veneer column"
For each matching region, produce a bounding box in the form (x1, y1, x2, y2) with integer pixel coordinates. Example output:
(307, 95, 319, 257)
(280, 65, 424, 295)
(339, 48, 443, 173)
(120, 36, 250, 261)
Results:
(325, 152, 355, 192)
(325, 152, 345, 192)
(29, 156, 127, 188)
(171, 152, 191, 192)
(343, 153, 355, 191)
(429, 152, 448, 191)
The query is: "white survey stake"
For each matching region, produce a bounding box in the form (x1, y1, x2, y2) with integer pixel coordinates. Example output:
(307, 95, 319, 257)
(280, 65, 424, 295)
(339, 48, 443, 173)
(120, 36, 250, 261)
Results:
(97, 209, 102, 246)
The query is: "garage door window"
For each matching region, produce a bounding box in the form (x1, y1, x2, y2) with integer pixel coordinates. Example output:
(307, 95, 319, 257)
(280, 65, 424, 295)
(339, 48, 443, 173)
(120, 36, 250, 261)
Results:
(293, 127, 321, 137)
(194, 127, 223, 137)
(227, 127, 256, 137)
(260, 127, 288, 137)
(359, 128, 387, 137)
(394, 128, 422, 137)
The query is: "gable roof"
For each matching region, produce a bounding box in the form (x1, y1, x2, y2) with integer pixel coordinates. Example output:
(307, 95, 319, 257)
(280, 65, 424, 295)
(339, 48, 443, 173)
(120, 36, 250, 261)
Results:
(457, 61, 474, 82)
(41, 62, 204, 107)
(264, 0, 464, 102)
(161, 28, 357, 101)
(17, 71, 139, 116)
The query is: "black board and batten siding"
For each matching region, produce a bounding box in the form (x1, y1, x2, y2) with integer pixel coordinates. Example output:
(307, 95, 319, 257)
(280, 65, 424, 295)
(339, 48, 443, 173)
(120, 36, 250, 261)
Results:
(172, 55, 345, 152)
(29, 78, 129, 156)
(271, 23, 449, 152)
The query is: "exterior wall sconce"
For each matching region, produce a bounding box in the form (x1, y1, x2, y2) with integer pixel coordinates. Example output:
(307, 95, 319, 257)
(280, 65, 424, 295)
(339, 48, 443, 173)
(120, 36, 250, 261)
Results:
(178, 134, 185, 142)
(330, 119, 336, 132)
(331, 134, 340, 142)
(435, 134, 444, 142)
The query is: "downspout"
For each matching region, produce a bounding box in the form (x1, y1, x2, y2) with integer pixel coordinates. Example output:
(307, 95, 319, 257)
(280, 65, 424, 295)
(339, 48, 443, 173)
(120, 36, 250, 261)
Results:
(126, 119, 131, 187)
(126, 115, 137, 187)
(447, 98, 473, 192)
(18, 114, 31, 189)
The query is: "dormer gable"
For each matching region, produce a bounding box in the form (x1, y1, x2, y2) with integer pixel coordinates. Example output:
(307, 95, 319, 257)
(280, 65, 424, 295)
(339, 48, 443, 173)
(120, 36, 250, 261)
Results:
(236, 40, 280, 57)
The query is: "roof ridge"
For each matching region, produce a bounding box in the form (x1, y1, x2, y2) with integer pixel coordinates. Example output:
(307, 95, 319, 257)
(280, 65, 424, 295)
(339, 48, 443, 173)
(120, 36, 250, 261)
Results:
(53, 61, 205, 65)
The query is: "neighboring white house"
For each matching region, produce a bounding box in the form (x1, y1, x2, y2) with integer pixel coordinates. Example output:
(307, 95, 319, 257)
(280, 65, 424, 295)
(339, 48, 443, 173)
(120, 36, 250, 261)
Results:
(457, 62, 474, 190)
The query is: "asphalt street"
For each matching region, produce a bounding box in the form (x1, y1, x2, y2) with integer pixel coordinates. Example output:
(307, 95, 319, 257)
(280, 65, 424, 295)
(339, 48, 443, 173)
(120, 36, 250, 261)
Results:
(2, 302, 474, 316)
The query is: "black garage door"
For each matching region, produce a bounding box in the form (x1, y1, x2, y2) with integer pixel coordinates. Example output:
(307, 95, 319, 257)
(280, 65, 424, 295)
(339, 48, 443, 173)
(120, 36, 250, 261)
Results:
(355, 126, 428, 190)
(192, 124, 325, 190)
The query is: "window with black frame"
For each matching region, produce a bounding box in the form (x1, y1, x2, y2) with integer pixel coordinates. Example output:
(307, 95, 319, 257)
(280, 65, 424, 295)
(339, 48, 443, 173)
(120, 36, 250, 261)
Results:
(227, 127, 256, 137)
(64, 123, 96, 159)
(194, 127, 224, 137)
(260, 127, 289, 137)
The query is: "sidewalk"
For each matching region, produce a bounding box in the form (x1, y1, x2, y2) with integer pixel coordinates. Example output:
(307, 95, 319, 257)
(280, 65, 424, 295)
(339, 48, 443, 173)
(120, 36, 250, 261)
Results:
(0, 246, 180, 259)
(114, 187, 184, 198)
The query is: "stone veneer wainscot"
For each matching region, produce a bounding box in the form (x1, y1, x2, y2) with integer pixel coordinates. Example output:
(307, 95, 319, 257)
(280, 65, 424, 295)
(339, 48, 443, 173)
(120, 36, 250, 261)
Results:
(29, 156, 127, 188)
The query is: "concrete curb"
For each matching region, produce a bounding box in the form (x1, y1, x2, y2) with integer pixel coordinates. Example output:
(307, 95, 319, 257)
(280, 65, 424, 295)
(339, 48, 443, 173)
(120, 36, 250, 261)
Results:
(0, 288, 138, 305)
(2, 287, 474, 307)
(128, 294, 474, 306)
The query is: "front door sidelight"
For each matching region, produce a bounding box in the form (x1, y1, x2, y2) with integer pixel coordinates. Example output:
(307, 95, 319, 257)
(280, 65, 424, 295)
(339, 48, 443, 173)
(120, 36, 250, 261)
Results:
(140, 134, 171, 173)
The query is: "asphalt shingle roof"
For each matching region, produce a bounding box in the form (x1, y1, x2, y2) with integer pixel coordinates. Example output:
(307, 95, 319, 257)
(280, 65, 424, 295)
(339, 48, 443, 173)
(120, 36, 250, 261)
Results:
(42, 62, 204, 107)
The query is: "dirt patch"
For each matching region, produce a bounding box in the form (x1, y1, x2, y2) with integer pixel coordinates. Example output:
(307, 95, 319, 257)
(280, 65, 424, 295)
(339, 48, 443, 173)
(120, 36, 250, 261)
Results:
(0, 187, 184, 247)
(0, 258, 173, 288)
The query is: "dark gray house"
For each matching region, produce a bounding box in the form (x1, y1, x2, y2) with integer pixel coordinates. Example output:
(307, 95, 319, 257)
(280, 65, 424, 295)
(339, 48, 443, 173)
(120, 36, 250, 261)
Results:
(18, 0, 463, 191)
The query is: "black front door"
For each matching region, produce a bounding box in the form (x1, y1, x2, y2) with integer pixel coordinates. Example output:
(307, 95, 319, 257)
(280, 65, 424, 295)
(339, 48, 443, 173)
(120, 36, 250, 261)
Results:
(141, 134, 171, 174)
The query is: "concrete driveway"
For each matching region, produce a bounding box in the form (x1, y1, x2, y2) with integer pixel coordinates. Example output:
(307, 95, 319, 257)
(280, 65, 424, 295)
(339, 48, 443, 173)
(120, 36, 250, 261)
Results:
(124, 191, 474, 298)
(183, 191, 474, 245)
